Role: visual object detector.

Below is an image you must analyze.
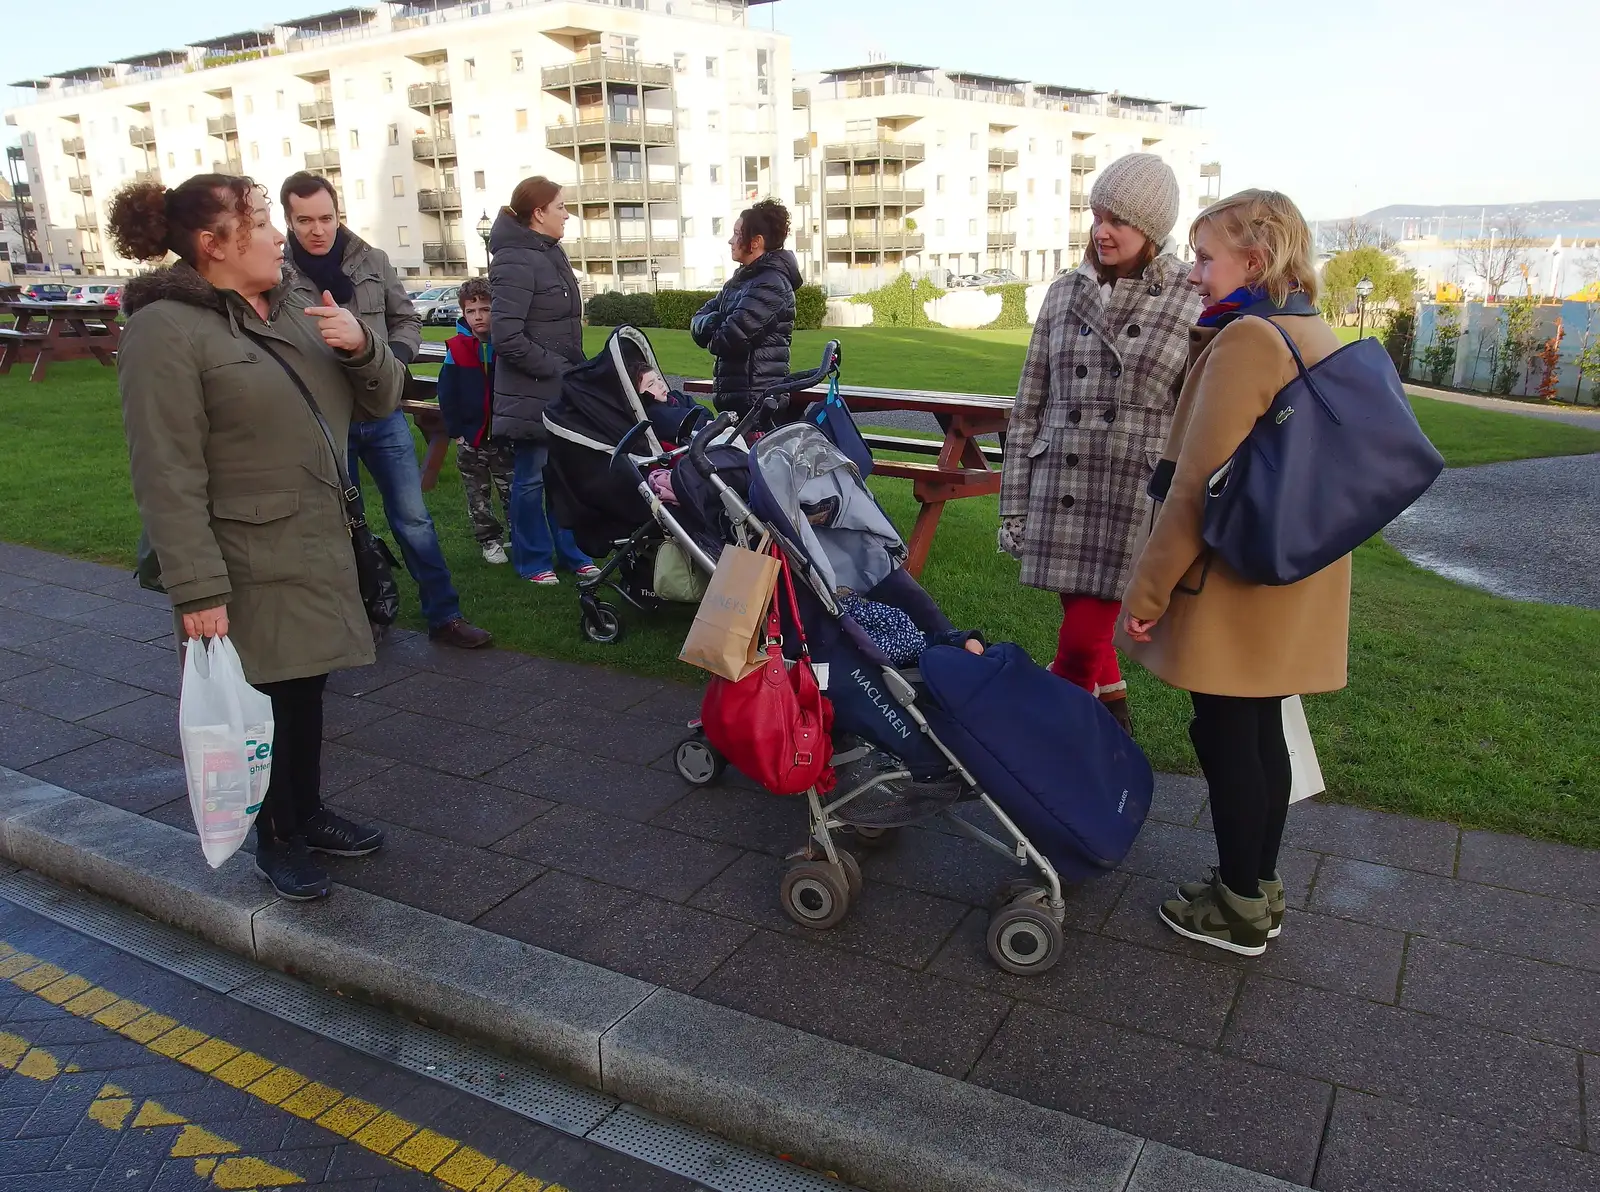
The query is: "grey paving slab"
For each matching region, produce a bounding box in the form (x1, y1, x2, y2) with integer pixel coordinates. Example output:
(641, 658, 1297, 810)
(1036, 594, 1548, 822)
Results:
(692, 928, 1013, 1079)
(14, 630, 181, 698)
(1147, 773, 1207, 827)
(0, 583, 117, 624)
(141, 796, 196, 837)
(333, 708, 531, 778)
(1314, 1087, 1600, 1192)
(603, 986, 1144, 1192)
(622, 680, 702, 727)
(689, 849, 972, 969)
(1399, 937, 1600, 1052)
(360, 669, 550, 730)
(0, 549, 125, 592)
(0, 610, 82, 650)
(317, 692, 399, 740)
(0, 704, 105, 771)
(327, 763, 552, 848)
(1281, 798, 1460, 875)
(859, 822, 1034, 907)
(647, 783, 812, 854)
(970, 1001, 1330, 1185)
(77, 693, 179, 757)
(0, 572, 42, 598)
(484, 744, 691, 823)
(0, 665, 147, 722)
(494, 656, 664, 712)
(23, 738, 186, 815)
(371, 630, 535, 683)
(317, 743, 396, 796)
(1224, 975, 1582, 1144)
(322, 655, 420, 697)
(1121, 820, 1319, 909)
(1124, 1142, 1309, 1191)
(498, 703, 686, 768)
(85, 573, 175, 610)
(929, 908, 1241, 1048)
(1457, 828, 1600, 906)
(60, 600, 176, 643)
(0, 650, 49, 685)
(252, 883, 655, 1086)
(1310, 856, 1600, 972)
(318, 820, 544, 923)
(492, 804, 741, 902)
(474, 870, 753, 992)
(1251, 909, 1407, 1003)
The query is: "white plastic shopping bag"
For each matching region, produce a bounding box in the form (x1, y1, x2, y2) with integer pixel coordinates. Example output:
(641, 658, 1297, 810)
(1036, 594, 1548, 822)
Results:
(179, 637, 275, 867)
(1284, 695, 1325, 803)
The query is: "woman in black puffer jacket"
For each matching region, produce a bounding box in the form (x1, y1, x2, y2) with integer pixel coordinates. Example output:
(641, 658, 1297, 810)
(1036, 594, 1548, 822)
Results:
(691, 199, 802, 415)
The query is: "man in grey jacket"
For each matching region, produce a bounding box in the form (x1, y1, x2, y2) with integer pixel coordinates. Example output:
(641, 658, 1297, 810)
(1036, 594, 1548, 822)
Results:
(280, 173, 490, 649)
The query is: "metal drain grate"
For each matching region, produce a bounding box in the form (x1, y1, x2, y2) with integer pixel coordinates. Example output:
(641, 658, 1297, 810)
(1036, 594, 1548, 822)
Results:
(231, 970, 616, 1136)
(589, 1104, 845, 1192)
(0, 869, 259, 993)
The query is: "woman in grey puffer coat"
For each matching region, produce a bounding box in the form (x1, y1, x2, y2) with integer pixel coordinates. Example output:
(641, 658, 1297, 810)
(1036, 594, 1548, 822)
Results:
(692, 199, 802, 415)
(489, 177, 595, 584)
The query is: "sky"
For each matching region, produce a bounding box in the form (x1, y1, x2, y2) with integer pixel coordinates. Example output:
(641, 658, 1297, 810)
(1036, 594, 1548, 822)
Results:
(3, 0, 1595, 219)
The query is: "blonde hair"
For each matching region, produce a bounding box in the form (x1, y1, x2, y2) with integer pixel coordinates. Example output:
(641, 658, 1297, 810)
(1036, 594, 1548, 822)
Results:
(1190, 189, 1318, 305)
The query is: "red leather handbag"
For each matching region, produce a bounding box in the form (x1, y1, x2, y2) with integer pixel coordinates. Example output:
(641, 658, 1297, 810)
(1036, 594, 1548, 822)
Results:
(700, 555, 834, 795)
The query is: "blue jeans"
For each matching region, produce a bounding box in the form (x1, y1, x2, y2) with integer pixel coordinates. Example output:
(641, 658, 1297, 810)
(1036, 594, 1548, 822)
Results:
(347, 410, 462, 629)
(511, 440, 592, 578)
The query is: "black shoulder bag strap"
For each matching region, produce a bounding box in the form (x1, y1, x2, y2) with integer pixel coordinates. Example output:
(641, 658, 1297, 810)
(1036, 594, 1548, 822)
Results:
(238, 326, 400, 625)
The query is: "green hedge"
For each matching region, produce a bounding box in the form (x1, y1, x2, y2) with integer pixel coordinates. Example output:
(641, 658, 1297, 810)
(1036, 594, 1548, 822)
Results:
(585, 291, 658, 327)
(795, 284, 826, 331)
(653, 289, 719, 330)
(849, 273, 947, 328)
(982, 283, 1030, 330)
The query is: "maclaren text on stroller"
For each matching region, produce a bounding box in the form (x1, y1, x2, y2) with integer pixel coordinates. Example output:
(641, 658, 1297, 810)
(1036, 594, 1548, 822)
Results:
(640, 345, 1156, 976)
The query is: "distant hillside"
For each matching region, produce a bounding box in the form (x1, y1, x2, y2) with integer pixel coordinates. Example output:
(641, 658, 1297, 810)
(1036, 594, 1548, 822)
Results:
(1350, 200, 1600, 241)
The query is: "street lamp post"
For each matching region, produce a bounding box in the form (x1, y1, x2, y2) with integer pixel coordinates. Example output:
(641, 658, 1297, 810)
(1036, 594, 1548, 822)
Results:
(650, 264, 659, 294)
(475, 211, 491, 272)
(1355, 276, 1374, 341)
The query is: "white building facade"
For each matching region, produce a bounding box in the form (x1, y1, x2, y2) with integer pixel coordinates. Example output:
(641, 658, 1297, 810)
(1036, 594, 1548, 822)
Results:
(791, 64, 1219, 287)
(3, 0, 790, 289)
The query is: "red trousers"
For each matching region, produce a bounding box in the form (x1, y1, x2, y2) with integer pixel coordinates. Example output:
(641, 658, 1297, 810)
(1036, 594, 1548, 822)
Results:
(1050, 594, 1125, 697)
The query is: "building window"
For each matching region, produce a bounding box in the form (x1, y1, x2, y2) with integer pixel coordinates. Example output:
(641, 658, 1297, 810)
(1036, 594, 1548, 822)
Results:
(355, 179, 366, 200)
(282, 139, 292, 157)
(712, 216, 723, 236)
(756, 49, 771, 96)
(1054, 218, 1063, 234)
(469, 115, 482, 137)
(388, 124, 400, 146)
(1028, 138, 1036, 153)
(187, 105, 196, 123)
(249, 143, 259, 162)
(193, 149, 201, 165)
(463, 58, 476, 80)
(1027, 218, 1035, 235)
(512, 51, 524, 73)
(474, 170, 486, 190)
(167, 151, 175, 167)
(1027, 178, 1035, 195)
(1054, 179, 1062, 195)
(243, 96, 253, 115)
(969, 132, 978, 149)
(397, 226, 410, 247)
(349, 129, 360, 150)
(392, 176, 405, 197)
(706, 56, 719, 77)
(1056, 139, 1064, 154)
(969, 176, 978, 195)
(679, 163, 692, 184)
(936, 175, 944, 193)
(968, 220, 978, 234)
(709, 164, 720, 184)
(935, 219, 945, 235)
(936, 128, 945, 148)
(674, 53, 687, 74)
(682, 217, 694, 238)
(514, 110, 528, 133)
(160, 109, 169, 126)
(276, 91, 285, 110)
(381, 73, 393, 93)
(344, 78, 355, 99)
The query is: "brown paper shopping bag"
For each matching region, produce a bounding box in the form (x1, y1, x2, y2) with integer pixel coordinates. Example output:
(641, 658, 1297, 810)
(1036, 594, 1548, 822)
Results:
(679, 540, 781, 681)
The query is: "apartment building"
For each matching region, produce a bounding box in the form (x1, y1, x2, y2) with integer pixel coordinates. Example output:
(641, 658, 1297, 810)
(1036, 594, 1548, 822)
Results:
(3, 0, 790, 288)
(792, 63, 1221, 285)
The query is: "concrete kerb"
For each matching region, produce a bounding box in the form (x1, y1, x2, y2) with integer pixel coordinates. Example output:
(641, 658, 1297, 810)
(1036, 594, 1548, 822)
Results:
(0, 767, 1309, 1192)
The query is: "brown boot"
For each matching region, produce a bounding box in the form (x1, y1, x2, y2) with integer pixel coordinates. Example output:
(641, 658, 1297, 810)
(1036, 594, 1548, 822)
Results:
(1100, 694, 1133, 735)
(429, 617, 494, 649)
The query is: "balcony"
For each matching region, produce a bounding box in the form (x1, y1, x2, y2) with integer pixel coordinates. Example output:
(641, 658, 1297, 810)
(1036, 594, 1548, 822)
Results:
(135, 168, 160, 184)
(81, 250, 104, 268)
(417, 188, 464, 213)
(987, 190, 1018, 210)
(824, 186, 925, 209)
(793, 136, 813, 157)
(1199, 194, 1218, 208)
(541, 54, 672, 91)
(794, 184, 811, 206)
(304, 149, 341, 171)
(1200, 161, 1221, 178)
(825, 230, 925, 254)
(1070, 190, 1090, 211)
(407, 83, 452, 109)
(128, 125, 156, 149)
(62, 136, 85, 156)
(213, 157, 244, 175)
(1071, 154, 1096, 172)
(792, 88, 810, 108)
(987, 148, 1018, 168)
(545, 120, 675, 149)
(569, 237, 680, 260)
(74, 213, 97, 231)
(206, 114, 237, 137)
(1069, 230, 1090, 253)
(568, 178, 677, 204)
(298, 100, 335, 125)
(822, 140, 925, 164)
(422, 241, 468, 264)
(68, 175, 92, 196)
(987, 231, 1017, 249)
(412, 135, 458, 160)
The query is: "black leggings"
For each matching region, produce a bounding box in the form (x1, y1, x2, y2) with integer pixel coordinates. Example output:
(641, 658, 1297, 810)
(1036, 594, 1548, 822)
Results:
(1189, 693, 1291, 900)
(254, 674, 329, 845)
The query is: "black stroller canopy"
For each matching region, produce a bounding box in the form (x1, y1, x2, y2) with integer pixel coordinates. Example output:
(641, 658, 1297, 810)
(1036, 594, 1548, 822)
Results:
(544, 325, 664, 458)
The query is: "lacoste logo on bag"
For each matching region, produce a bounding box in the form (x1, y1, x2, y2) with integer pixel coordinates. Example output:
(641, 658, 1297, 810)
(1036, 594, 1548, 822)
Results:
(1275, 405, 1295, 425)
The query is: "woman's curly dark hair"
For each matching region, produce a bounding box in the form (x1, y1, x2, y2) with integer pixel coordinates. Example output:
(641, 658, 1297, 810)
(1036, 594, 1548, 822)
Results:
(737, 198, 790, 253)
(106, 173, 257, 266)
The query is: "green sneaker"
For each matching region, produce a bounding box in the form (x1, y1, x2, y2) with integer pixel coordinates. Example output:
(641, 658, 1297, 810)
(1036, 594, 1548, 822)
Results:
(1178, 868, 1284, 938)
(1160, 876, 1271, 956)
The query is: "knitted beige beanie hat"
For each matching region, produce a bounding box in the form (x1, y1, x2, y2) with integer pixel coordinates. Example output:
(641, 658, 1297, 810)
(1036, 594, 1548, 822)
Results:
(1088, 153, 1181, 244)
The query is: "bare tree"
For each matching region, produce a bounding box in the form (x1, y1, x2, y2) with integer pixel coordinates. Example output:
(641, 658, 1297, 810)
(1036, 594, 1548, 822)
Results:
(1457, 215, 1537, 300)
(1324, 217, 1399, 254)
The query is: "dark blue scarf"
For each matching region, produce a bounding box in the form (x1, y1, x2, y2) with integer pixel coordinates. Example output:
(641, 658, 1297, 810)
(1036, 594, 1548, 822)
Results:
(1198, 285, 1316, 327)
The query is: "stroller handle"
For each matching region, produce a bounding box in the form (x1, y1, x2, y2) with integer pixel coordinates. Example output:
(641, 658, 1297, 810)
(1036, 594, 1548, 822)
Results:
(609, 420, 656, 483)
(754, 341, 842, 419)
(688, 410, 739, 478)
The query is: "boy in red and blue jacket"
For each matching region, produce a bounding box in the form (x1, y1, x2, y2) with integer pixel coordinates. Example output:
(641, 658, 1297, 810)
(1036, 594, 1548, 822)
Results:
(437, 278, 515, 565)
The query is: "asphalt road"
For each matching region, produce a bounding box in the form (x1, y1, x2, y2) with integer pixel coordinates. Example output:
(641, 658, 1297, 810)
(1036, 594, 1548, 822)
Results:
(1385, 452, 1600, 610)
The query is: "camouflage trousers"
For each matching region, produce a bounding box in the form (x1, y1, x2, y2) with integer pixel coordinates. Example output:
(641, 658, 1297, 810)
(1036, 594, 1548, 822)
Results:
(456, 438, 517, 545)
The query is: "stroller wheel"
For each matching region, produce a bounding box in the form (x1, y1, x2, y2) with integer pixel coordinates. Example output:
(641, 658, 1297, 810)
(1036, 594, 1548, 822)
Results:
(674, 737, 725, 786)
(834, 847, 863, 899)
(580, 602, 624, 645)
(780, 860, 851, 930)
(986, 903, 1064, 976)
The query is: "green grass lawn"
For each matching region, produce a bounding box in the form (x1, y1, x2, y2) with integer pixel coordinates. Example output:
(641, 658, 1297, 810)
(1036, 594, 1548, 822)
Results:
(5, 325, 1600, 847)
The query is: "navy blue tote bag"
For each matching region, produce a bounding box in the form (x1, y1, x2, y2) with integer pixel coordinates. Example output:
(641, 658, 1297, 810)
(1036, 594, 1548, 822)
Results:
(1202, 319, 1444, 586)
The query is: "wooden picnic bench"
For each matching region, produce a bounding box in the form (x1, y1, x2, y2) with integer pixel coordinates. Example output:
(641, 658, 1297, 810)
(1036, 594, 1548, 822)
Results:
(0, 300, 120, 382)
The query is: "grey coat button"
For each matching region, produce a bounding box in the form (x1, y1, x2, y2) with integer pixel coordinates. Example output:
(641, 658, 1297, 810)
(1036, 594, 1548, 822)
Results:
(1074, 364, 1088, 378)
(1060, 494, 1076, 509)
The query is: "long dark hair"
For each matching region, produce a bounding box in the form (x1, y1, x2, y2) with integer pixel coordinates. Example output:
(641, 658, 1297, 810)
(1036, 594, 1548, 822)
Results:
(737, 198, 790, 254)
(1090, 236, 1159, 286)
(106, 174, 256, 265)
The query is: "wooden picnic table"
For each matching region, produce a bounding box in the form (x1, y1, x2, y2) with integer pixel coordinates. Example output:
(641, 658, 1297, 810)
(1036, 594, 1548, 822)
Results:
(0, 300, 121, 382)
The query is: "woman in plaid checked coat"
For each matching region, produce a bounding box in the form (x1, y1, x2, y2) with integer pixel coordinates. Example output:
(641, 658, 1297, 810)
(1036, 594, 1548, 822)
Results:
(1000, 154, 1202, 731)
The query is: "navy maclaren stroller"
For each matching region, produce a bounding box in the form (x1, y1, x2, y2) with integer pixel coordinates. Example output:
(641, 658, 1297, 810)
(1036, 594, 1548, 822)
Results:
(635, 345, 1156, 976)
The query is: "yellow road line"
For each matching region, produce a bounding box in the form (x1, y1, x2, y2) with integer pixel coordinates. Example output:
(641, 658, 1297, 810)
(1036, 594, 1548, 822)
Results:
(0, 940, 569, 1192)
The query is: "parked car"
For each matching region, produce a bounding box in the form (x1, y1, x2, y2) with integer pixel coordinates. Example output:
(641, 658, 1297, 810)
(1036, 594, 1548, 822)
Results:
(69, 283, 123, 308)
(21, 283, 72, 302)
(410, 285, 459, 323)
(948, 274, 988, 289)
(425, 300, 461, 327)
(978, 269, 1022, 284)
